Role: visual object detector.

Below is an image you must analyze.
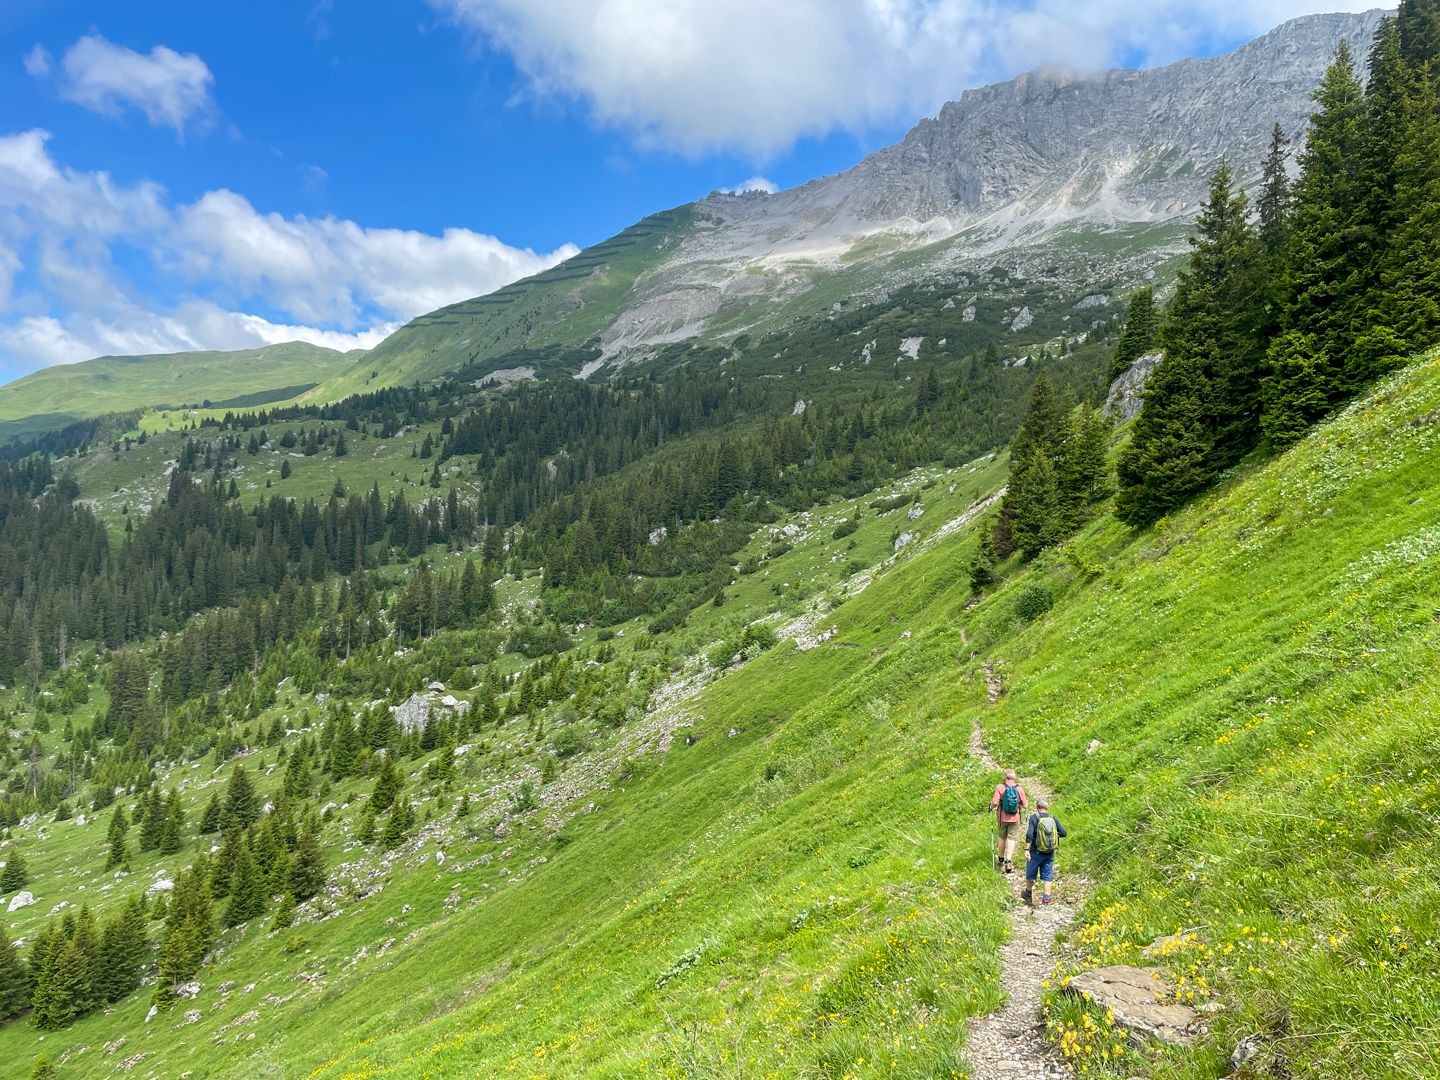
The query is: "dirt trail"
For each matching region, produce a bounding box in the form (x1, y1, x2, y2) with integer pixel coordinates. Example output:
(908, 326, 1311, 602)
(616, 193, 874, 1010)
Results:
(965, 662, 1080, 1079)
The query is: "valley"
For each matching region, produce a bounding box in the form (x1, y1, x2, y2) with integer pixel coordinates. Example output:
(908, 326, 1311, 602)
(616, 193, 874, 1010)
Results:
(1, 6, 1438, 1078)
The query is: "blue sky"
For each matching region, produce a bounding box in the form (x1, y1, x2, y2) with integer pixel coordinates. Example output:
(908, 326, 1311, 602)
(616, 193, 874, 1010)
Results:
(0, 0, 1375, 380)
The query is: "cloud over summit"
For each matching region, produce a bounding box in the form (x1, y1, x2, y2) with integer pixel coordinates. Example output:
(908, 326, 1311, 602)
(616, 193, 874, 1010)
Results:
(436, 0, 1379, 157)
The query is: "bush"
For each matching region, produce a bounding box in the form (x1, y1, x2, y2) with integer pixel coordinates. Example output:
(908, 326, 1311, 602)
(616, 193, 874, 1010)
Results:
(1013, 584, 1055, 623)
(832, 514, 861, 539)
(549, 725, 588, 759)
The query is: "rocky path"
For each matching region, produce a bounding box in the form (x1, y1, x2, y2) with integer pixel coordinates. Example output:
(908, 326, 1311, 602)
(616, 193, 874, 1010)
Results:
(965, 664, 1081, 1080)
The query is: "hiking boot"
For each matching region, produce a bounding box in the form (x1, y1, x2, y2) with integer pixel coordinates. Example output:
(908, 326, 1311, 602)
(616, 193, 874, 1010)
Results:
(1020, 888, 1033, 905)
(1041, 895, 1053, 905)
(1003, 861, 1014, 874)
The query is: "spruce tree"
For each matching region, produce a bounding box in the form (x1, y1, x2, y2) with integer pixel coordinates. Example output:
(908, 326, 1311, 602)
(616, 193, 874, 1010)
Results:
(1372, 54, 1440, 361)
(160, 791, 185, 855)
(1007, 451, 1063, 559)
(199, 791, 222, 834)
(139, 785, 165, 852)
(0, 848, 28, 892)
(224, 838, 266, 927)
(105, 805, 130, 871)
(1108, 288, 1160, 382)
(223, 765, 261, 830)
(1265, 41, 1369, 433)
(1115, 351, 1215, 527)
(969, 522, 998, 593)
(0, 924, 30, 1020)
(287, 829, 326, 902)
(97, 895, 148, 1003)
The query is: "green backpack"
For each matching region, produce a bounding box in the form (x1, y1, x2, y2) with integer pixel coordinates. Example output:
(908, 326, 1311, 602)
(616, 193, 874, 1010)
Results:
(1034, 814, 1058, 854)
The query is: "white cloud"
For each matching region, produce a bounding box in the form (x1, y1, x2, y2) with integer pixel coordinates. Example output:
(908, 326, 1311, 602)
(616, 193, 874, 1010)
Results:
(434, 0, 1380, 157)
(0, 304, 395, 367)
(46, 35, 215, 134)
(171, 189, 578, 324)
(0, 132, 576, 372)
(721, 176, 777, 195)
(23, 45, 51, 78)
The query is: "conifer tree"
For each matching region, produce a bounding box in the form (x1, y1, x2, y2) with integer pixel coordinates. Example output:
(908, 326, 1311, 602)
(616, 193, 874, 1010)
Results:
(0, 923, 30, 1020)
(287, 829, 326, 902)
(1117, 162, 1263, 521)
(139, 785, 165, 852)
(224, 838, 266, 927)
(154, 864, 216, 1004)
(1007, 451, 1063, 559)
(223, 765, 261, 830)
(97, 895, 148, 1003)
(104, 805, 130, 871)
(969, 521, 998, 593)
(199, 791, 222, 835)
(160, 791, 185, 855)
(1263, 41, 1369, 439)
(1108, 288, 1160, 381)
(0, 848, 28, 892)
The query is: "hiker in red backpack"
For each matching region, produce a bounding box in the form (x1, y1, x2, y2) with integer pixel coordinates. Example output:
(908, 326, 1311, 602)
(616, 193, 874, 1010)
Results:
(990, 769, 1027, 874)
(1021, 797, 1068, 906)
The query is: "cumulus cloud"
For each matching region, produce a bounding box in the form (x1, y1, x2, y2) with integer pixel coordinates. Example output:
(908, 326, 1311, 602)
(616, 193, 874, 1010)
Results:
(40, 35, 216, 134)
(0, 131, 576, 372)
(434, 0, 1380, 157)
(23, 45, 51, 78)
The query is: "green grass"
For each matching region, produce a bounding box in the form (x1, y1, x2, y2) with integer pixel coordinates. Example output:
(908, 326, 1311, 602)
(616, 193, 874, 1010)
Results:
(3, 355, 1439, 1077)
(0, 343, 358, 441)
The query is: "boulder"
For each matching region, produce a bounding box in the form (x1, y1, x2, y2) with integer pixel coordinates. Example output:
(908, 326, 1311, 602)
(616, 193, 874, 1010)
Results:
(147, 879, 175, 895)
(175, 980, 202, 999)
(7, 890, 35, 912)
(1064, 965, 1203, 1045)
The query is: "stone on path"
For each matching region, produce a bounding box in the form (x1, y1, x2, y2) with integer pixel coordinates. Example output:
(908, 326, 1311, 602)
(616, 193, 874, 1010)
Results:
(1064, 965, 1204, 1045)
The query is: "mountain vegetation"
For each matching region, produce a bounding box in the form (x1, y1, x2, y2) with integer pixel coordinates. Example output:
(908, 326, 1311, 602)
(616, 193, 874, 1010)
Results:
(0, 8, 1434, 1078)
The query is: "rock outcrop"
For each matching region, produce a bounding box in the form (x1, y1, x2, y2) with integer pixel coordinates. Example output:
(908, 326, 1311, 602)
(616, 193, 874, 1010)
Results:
(1104, 350, 1163, 421)
(1064, 965, 1204, 1045)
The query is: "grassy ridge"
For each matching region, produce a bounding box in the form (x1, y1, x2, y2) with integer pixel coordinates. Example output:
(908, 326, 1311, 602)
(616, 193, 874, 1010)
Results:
(0, 343, 358, 441)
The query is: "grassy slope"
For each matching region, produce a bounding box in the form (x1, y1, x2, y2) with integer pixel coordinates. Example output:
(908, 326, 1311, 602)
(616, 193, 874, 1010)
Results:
(3, 357, 1437, 1078)
(0, 343, 359, 438)
(308, 207, 696, 402)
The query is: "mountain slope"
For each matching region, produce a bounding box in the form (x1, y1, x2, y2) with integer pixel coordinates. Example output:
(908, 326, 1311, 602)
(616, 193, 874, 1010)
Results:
(2, 352, 1435, 1078)
(0, 342, 359, 441)
(304, 8, 1386, 394)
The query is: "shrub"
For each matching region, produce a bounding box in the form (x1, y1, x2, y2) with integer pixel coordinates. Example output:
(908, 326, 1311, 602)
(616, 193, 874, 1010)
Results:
(1013, 584, 1055, 623)
(832, 514, 861, 539)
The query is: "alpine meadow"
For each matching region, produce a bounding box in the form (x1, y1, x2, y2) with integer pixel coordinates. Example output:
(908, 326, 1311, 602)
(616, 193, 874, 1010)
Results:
(0, 5, 1438, 1079)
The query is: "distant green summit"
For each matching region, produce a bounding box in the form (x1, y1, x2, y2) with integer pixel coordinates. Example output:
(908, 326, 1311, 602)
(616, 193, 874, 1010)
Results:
(0, 342, 359, 442)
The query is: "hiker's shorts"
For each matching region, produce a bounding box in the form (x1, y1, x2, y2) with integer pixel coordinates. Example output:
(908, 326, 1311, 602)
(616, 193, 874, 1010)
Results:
(997, 819, 1023, 843)
(1026, 850, 1055, 883)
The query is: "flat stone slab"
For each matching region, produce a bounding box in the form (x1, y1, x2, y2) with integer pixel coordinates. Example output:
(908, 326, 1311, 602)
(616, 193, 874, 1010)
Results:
(1064, 965, 1204, 1045)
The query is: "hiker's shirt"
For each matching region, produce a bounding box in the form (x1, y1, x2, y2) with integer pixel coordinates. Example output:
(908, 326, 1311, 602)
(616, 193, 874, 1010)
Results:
(991, 783, 1027, 823)
(1025, 813, 1067, 851)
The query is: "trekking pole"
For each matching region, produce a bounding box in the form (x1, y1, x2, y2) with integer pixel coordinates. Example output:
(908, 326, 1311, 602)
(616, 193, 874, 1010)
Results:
(989, 820, 998, 871)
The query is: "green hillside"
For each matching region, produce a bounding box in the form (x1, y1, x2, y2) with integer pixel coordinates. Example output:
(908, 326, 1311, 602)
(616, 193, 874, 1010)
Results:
(308, 206, 696, 400)
(0, 351, 1435, 1077)
(0, 342, 359, 441)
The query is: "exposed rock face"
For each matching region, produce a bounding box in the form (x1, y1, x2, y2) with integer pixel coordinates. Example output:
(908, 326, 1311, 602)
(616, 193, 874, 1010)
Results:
(1065, 965, 1204, 1045)
(391, 690, 472, 735)
(687, 11, 1384, 259)
(599, 10, 1385, 360)
(1104, 349, 1163, 421)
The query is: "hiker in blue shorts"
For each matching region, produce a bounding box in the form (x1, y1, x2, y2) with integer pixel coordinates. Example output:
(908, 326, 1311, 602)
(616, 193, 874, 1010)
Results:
(1020, 797, 1067, 906)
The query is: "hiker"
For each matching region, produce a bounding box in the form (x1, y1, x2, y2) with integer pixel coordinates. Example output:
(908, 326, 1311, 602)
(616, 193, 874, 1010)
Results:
(990, 769, 1027, 873)
(1020, 798, 1068, 906)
